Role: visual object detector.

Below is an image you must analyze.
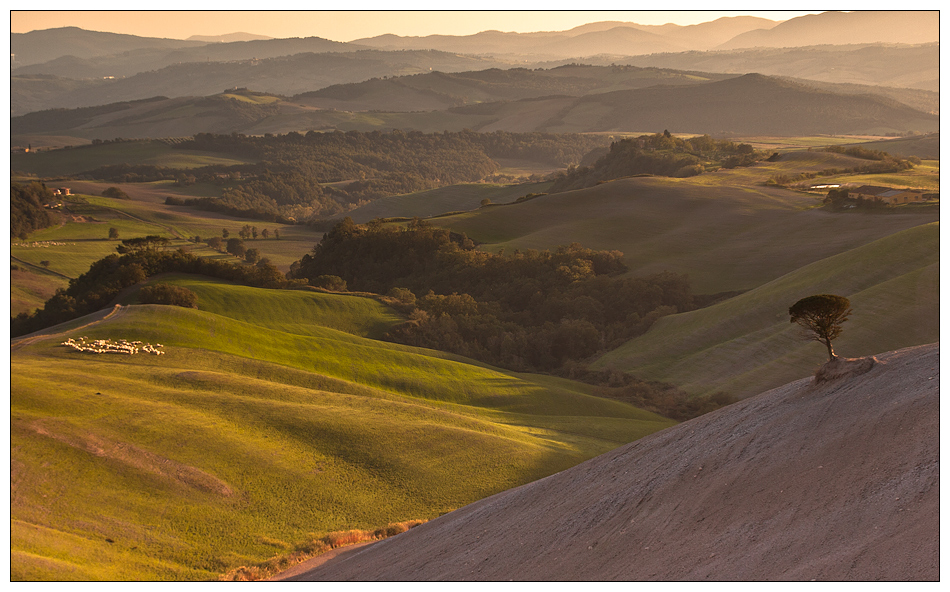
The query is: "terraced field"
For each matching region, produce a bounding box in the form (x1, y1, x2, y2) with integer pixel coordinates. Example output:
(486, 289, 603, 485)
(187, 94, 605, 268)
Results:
(11, 279, 674, 580)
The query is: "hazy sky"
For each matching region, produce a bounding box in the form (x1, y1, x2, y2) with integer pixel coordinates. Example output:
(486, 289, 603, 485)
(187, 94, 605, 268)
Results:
(11, 9, 825, 42)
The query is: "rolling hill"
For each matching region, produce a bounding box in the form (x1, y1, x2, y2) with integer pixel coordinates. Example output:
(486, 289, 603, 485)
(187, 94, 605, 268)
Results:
(293, 64, 734, 113)
(426, 156, 939, 295)
(718, 10, 939, 50)
(343, 182, 552, 224)
(520, 73, 939, 135)
(11, 73, 938, 145)
(279, 343, 939, 581)
(10, 278, 675, 580)
(351, 17, 777, 56)
(592, 222, 939, 399)
(625, 43, 940, 94)
(12, 29, 361, 76)
(11, 51, 513, 116)
(10, 26, 205, 67)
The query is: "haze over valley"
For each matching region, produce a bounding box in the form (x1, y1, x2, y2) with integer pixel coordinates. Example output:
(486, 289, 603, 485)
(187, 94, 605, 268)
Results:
(9, 10, 939, 581)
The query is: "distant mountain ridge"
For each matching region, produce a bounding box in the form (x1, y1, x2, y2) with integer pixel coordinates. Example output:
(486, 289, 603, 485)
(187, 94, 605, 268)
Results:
(10, 26, 206, 67)
(719, 10, 939, 50)
(11, 12, 937, 117)
(352, 16, 778, 57)
(186, 32, 272, 43)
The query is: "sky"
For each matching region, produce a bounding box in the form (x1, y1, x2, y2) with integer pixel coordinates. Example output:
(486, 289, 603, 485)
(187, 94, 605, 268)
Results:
(10, 9, 825, 42)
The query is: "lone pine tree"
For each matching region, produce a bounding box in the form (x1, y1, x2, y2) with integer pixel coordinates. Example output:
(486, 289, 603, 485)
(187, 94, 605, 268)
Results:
(789, 294, 852, 361)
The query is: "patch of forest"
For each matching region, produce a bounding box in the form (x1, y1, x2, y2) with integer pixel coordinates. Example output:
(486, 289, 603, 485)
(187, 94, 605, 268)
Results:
(291, 218, 697, 372)
(549, 132, 765, 192)
(76, 130, 609, 223)
(11, 182, 58, 239)
(287, 217, 738, 418)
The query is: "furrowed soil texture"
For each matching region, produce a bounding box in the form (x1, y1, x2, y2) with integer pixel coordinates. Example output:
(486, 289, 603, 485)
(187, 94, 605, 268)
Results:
(283, 344, 938, 581)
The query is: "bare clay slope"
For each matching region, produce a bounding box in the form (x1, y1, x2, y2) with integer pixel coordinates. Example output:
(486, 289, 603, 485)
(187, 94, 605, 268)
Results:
(290, 344, 938, 581)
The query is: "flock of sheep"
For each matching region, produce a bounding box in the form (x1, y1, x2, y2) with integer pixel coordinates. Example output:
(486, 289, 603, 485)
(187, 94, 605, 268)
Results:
(13, 241, 74, 248)
(62, 337, 165, 355)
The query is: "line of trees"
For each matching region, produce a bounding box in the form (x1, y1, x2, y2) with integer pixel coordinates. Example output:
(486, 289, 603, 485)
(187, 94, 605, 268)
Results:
(11, 248, 289, 337)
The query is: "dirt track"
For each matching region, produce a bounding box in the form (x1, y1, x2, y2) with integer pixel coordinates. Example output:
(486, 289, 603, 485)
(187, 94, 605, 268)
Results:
(284, 344, 939, 581)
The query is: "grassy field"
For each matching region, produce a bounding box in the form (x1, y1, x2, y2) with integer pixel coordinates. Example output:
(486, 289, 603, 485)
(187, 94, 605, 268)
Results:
(127, 275, 405, 340)
(807, 160, 940, 191)
(591, 222, 939, 399)
(11, 140, 255, 177)
(428, 166, 938, 294)
(346, 182, 551, 223)
(9, 184, 325, 316)
(11, 280, 674, 580)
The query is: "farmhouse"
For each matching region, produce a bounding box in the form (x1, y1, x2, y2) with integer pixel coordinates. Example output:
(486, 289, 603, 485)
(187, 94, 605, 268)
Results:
(852, 185, 928, 205)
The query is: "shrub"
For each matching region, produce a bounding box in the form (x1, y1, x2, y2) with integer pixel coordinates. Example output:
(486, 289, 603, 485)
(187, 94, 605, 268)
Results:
(102, 186, 130, 199)
(387, 287, 416, 306)
(313, 275, 347, 291)
(138, 283, 199, 308)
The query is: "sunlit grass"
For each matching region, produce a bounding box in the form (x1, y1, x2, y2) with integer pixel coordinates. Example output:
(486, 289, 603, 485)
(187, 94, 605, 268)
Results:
(11, 284, 674, 580)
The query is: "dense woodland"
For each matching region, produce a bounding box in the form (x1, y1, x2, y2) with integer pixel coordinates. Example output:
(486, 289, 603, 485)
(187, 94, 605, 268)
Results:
(77, 130, 608, 222)
(549, 132, 764, 192)
(11, 182, 57, 239)
(289, 218, 700, 373)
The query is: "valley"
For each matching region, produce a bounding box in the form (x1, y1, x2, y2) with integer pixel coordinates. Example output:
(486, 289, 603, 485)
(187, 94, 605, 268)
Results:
(9, 10, 939, 582)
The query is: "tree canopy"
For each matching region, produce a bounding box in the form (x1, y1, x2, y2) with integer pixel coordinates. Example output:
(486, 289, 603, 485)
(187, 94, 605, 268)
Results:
(789, 294, 852, 360)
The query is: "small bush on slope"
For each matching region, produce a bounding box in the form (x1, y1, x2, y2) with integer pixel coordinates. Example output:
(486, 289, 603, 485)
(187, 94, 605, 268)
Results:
(138, 283, 199, 308)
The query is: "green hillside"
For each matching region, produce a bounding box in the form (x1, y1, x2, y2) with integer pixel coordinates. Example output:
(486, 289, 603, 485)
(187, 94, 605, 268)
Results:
(9, 184, 323, 316)
(11, 140, 254, 177)
(11, 281, 674, 580)
(130, 275, 404, 339)
(592, 222, 939, 399)
(429, 169, 938, 294)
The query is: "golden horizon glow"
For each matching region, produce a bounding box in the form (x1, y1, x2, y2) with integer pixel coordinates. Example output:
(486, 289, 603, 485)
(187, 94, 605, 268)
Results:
(11, 10, 826, 43)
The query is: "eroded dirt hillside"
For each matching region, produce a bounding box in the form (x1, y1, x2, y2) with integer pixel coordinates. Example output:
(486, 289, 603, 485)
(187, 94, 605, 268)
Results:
(283, 343, 938, 581)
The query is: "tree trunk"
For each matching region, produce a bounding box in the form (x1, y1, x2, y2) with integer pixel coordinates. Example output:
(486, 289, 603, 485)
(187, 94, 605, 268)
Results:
(824, 339, 836, 361)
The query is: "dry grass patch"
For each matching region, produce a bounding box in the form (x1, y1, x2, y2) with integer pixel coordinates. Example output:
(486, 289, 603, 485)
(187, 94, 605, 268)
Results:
(813, 356, 877, 384)
(220, 520, 426, 581)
